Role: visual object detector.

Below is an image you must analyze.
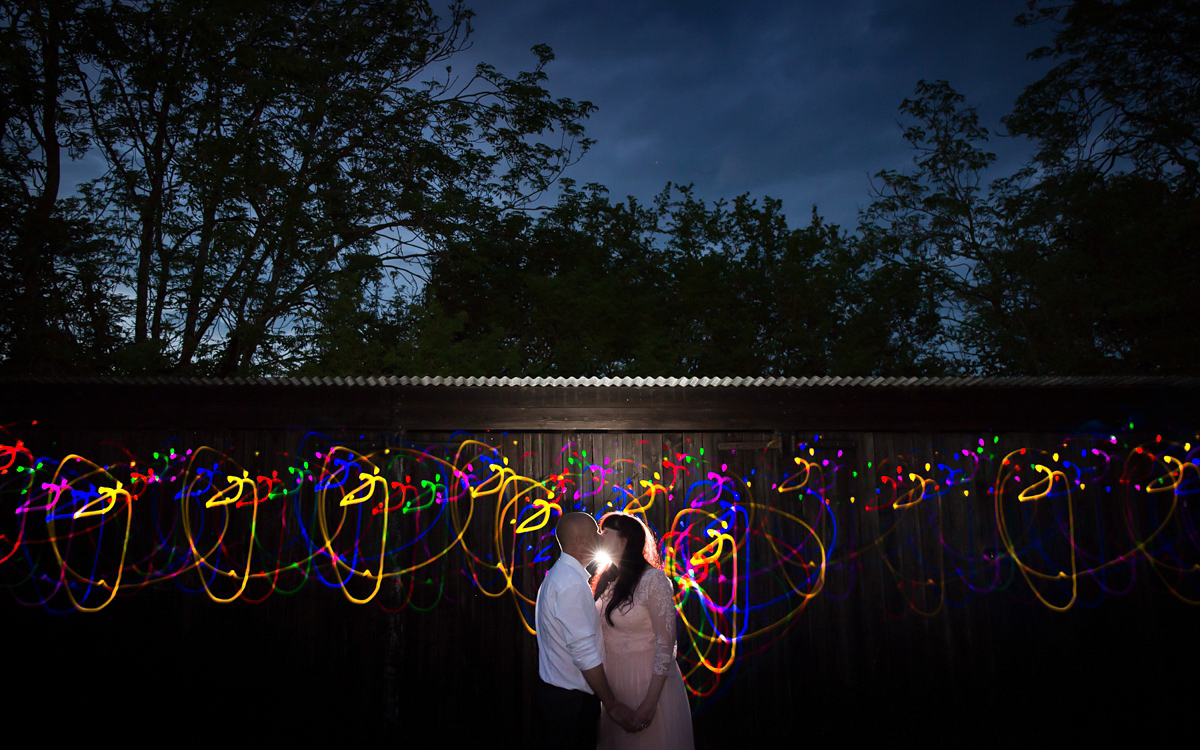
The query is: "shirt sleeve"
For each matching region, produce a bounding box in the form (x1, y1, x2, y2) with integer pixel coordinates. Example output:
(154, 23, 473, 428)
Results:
(638, 569, 678, 676)
(558, 581, 604, 672)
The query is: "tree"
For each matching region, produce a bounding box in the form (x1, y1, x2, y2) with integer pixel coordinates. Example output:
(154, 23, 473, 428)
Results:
(371, 180, 947, 378)
(1000, 0, 1200, 374)
(293, 1, 1200, 378)
(2, 0, 594, 375)
(1009, 169, 1200, 374)
(0, 0, 125, 374)
(864, 71, 1200, 376)
(1006, 0, 1200, 190)
(859, 80, 1021, 373)
(386, 182, 674, 377)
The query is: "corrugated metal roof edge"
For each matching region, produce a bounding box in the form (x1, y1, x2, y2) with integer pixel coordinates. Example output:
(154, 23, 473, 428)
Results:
(2, 375, 1198, 388)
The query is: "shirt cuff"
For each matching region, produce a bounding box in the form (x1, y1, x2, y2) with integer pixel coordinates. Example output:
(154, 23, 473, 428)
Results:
(571, 646, 603, 673)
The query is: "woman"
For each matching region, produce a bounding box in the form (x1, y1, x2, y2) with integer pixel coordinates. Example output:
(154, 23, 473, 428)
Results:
(592, 512, 694, 750)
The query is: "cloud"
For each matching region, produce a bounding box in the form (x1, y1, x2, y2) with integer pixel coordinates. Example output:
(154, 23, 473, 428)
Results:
(464, 0, 1056, 228)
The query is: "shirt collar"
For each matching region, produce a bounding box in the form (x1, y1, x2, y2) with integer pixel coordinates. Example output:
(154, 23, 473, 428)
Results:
(558, 551, 592, 583)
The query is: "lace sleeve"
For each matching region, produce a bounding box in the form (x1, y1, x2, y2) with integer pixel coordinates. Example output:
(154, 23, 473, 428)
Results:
(636, 568, 678, 675)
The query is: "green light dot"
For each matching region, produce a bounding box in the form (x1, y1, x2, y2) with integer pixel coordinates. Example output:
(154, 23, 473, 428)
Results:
(867, 461, 872, 468)
(153, 452, 160, 459)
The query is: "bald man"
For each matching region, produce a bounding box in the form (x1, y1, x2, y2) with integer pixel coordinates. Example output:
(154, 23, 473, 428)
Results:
(535, 512, 637, 748)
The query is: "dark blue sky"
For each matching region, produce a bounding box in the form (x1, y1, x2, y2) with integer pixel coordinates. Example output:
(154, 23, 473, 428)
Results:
(465, 0, 1058, 229)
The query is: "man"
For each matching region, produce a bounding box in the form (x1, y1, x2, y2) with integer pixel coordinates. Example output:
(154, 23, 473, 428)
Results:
(535, 512, 637, 748)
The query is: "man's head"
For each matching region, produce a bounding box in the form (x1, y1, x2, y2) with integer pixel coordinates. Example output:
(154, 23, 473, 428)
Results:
(555, 511, 600, 560)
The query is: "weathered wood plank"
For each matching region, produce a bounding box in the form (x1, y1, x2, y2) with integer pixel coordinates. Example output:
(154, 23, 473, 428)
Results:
(6, 380, 1199, 432)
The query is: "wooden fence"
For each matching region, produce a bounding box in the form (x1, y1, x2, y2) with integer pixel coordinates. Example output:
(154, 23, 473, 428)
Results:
(3, 378, 1198, 745)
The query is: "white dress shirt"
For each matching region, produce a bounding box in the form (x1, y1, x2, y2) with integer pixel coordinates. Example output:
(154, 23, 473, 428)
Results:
(535, 551, 606, 692)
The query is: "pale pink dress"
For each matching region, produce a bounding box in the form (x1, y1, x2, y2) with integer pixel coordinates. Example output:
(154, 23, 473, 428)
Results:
(596, 568, 695, 750)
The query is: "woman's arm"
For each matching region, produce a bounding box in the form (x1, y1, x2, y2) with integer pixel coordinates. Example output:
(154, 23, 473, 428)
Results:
(634, 674, 668, 728)
(635, 569, 677, 728)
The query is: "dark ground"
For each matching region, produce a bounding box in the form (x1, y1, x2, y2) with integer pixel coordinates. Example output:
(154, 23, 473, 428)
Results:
(5, 581, 1195, 747)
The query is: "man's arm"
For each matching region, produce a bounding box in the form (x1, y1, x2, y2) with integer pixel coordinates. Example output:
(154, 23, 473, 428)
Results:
(557, 583, 639, 733)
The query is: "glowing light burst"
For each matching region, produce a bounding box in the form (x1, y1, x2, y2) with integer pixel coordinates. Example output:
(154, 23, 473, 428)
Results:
(1, 428, 1198, 700)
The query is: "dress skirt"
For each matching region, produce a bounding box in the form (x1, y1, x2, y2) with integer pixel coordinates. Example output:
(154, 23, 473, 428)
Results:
(598, 645, 695, 750)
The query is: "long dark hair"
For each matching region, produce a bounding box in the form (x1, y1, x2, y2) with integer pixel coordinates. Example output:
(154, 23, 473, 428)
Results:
(592, 512, 661, 626)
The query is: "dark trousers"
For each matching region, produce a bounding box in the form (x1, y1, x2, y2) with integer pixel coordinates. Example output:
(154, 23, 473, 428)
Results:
(536, 678, 601, 750)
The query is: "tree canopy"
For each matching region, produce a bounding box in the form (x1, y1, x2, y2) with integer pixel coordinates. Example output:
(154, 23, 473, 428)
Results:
(320, 183, 943, 378)
(3, 0, 1197, 377)
(2, 0, 593, 375)
(1007, 0, 1200, 189)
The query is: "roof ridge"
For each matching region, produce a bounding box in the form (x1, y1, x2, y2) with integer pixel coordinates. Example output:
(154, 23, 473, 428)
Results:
(2, 375, 1197, 387)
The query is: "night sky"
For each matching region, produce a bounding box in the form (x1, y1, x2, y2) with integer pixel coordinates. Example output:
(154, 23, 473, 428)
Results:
(465, 0, 1059, 229)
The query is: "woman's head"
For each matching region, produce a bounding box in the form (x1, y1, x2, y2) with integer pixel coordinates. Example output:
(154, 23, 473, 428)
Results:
(599, 512, 660, 570)
(593, 512, 661, 624)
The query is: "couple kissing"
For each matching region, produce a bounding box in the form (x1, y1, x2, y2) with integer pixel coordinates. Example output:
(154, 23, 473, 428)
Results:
(535, 511, 695, 750)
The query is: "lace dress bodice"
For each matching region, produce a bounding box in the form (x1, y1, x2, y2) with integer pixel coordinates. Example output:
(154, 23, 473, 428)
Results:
(596, 568, 677, 676)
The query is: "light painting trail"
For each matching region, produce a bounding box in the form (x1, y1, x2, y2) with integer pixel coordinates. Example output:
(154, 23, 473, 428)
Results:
(1, 427, 1198, 699)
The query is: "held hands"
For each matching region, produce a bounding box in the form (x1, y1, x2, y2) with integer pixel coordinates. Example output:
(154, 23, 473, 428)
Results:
(606, 702, 640, 733)
(607, 698, 657, 733)
(632, 700, 657, 732)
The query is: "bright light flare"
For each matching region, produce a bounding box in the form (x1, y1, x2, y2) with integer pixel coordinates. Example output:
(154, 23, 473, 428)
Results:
(593, 550, 613, 570)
